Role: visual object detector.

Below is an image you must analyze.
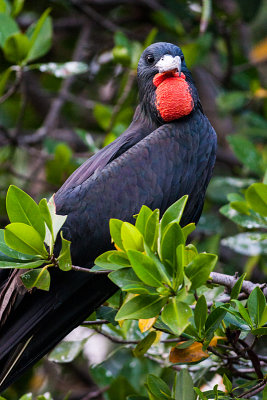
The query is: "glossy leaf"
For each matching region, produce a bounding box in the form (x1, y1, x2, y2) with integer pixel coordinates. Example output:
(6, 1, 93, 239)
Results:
(228, 135, 263, 174)
(39, 198, 54, 245)
(47, 195, 67, 241)
(48, 339, 87, 363)
(115, 294, 167, 320)
(230, 273, 246, 300)
(133, 331, 157, 357)
(245, 183, 267, 217)
(135, 205, 153, 235)
(220, 204, 266, 229)
(247, 287, 266, 327)
(3, 32, 30, 63)
(5, 223, 48, 257)
(127, 250, 164, 288)
(7, 185, 45, 240)
(0, 259, 44, 269)
(121, 222, 143, 251)
(94, 251, 125, 271)
(160, 195, 188, 237)
(205, 307, 227, 342)
(223, 374, 232, 393)
(110, 219, 124, 250)
(109, 268, 158, 295)
(173, 369, 195, 400)
(146, 374, 172, 400)
(221, 232, 267, 256)
(161, 298, 192, 336)
(194, 295, 208, 334)
(0, 229, 36, 261)
(58, 232, 72, 271)
(108, 252, 131, 267)
(144, 209, 159, 251)
(0, 13, 19, 47)
(182, 223, 195, 241)
(138, 317, 157, 333)
(26, 9, 52, 62)
(160, 222, 184, 274)
(21, 267, 50, 291)
(185, 253, 217, 290)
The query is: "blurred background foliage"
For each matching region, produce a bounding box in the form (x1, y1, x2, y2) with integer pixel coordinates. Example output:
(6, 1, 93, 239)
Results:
(0, 0, 266, 399)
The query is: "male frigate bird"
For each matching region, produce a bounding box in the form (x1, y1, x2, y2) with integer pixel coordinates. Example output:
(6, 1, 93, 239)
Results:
(0, 42, 217, 392)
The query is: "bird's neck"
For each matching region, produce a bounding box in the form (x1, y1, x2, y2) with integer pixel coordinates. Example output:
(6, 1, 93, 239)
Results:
(139, 72, 200, 125)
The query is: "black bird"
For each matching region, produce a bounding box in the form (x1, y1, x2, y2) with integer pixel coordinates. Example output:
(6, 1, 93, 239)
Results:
(0, 42, 216, 392)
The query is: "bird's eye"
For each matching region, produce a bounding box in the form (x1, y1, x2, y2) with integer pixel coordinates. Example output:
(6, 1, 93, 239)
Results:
(146, 54, 155, 64)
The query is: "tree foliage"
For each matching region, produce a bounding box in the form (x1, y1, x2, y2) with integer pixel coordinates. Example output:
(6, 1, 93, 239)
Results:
(0, 0, 267, 399)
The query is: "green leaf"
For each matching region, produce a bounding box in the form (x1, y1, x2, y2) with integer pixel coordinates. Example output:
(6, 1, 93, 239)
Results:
(223, 374, 232, 393)
(184, 244, 198, 265)
(144, 209, 159, 251)
(231, 300, 253, 327)
(0, 12, 19, 47)
(94, 251, 125, 271)
(11, 0, 25, 17)
(0, 0, 11, 14)
(160, 222, 184, 274)
(251, 327, 267, 336)
(174, 244, 185, 288)
(108, 252, 131, 267)
(5, 223, 48, 257)
(193, 388, 207, 400)
(26, 9, 52, 62)
(174, 369, 195, 400)
(48, 339, 87, 363)
(0, 259, 44, 269)
(58, 232, 72, 271)
(194, 295, 208, 334)
(135, 205, 153, 235)
(182, 223, 195, 241)
(108, 376, 137, 400)
(127, 250, 164, 288)
(247, 287, 266, 327)
(227, 135, 264, 175)
(110, 219, 124, 250)
(144, 28, 158, 48)
(3, 32, 30, 63)
(21, 267, 50, 291)
(230, 273, 246, 300)
(93, 103, 112, 130)
(0, 229, 36, 260)
(221, 232, 267, 256)
(47, 195, 67, 241)
(7, 185, 45, 240)
(38, 61, 89, 78)
(39, 198, 54, 245)
(185, 253, 217, 290)
(115, 295, 167, 320)
(0, 66, 13, 96)
(133, 331, 157, 357)
(230, 201, 250, 215)
(205, 307, 227, 342)
(161, 298, 192, 336)
(160, 195, 188, 237)
(121, 222, 143, 251)
(220, 204, 266, 229)
(109, 268, 158, 295)
(245, 183, 267, 217)
(19, 395, 33, 400)
(146, 374, 172, 400)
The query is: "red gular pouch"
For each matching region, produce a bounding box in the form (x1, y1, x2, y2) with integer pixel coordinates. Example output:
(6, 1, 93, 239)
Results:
(153, 71, 194, 122)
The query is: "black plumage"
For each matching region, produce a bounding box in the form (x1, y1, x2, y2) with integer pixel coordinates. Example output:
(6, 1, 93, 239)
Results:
(0, 42, 216, 392)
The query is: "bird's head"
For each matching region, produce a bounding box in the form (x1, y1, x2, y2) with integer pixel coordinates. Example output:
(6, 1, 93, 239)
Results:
(137, 42, 199, 124)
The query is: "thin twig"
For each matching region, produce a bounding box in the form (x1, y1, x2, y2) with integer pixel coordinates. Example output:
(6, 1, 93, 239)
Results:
(81, 320, 110, 326)
(71, 265, 111, 274)
(0, 67, 22, 105)
(238, 380, 266, 399)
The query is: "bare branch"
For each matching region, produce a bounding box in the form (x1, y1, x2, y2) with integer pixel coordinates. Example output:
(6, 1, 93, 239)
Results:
(209, 272, 267, 296)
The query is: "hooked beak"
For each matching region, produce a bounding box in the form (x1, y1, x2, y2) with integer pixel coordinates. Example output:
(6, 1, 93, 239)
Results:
(155, 55, 182, 76)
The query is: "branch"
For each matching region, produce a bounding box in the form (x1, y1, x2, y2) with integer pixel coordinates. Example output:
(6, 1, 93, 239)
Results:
(238, 380, 266, 399)
(21, 23, 90, 146)
(0, 67, 22, 105)
(81, 385, 110, 400)
(71, 265, 111, 275)
(209, 272, 267, 296)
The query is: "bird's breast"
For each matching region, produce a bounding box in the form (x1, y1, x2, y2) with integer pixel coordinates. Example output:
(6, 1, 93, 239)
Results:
(153, 72, 194, 122)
